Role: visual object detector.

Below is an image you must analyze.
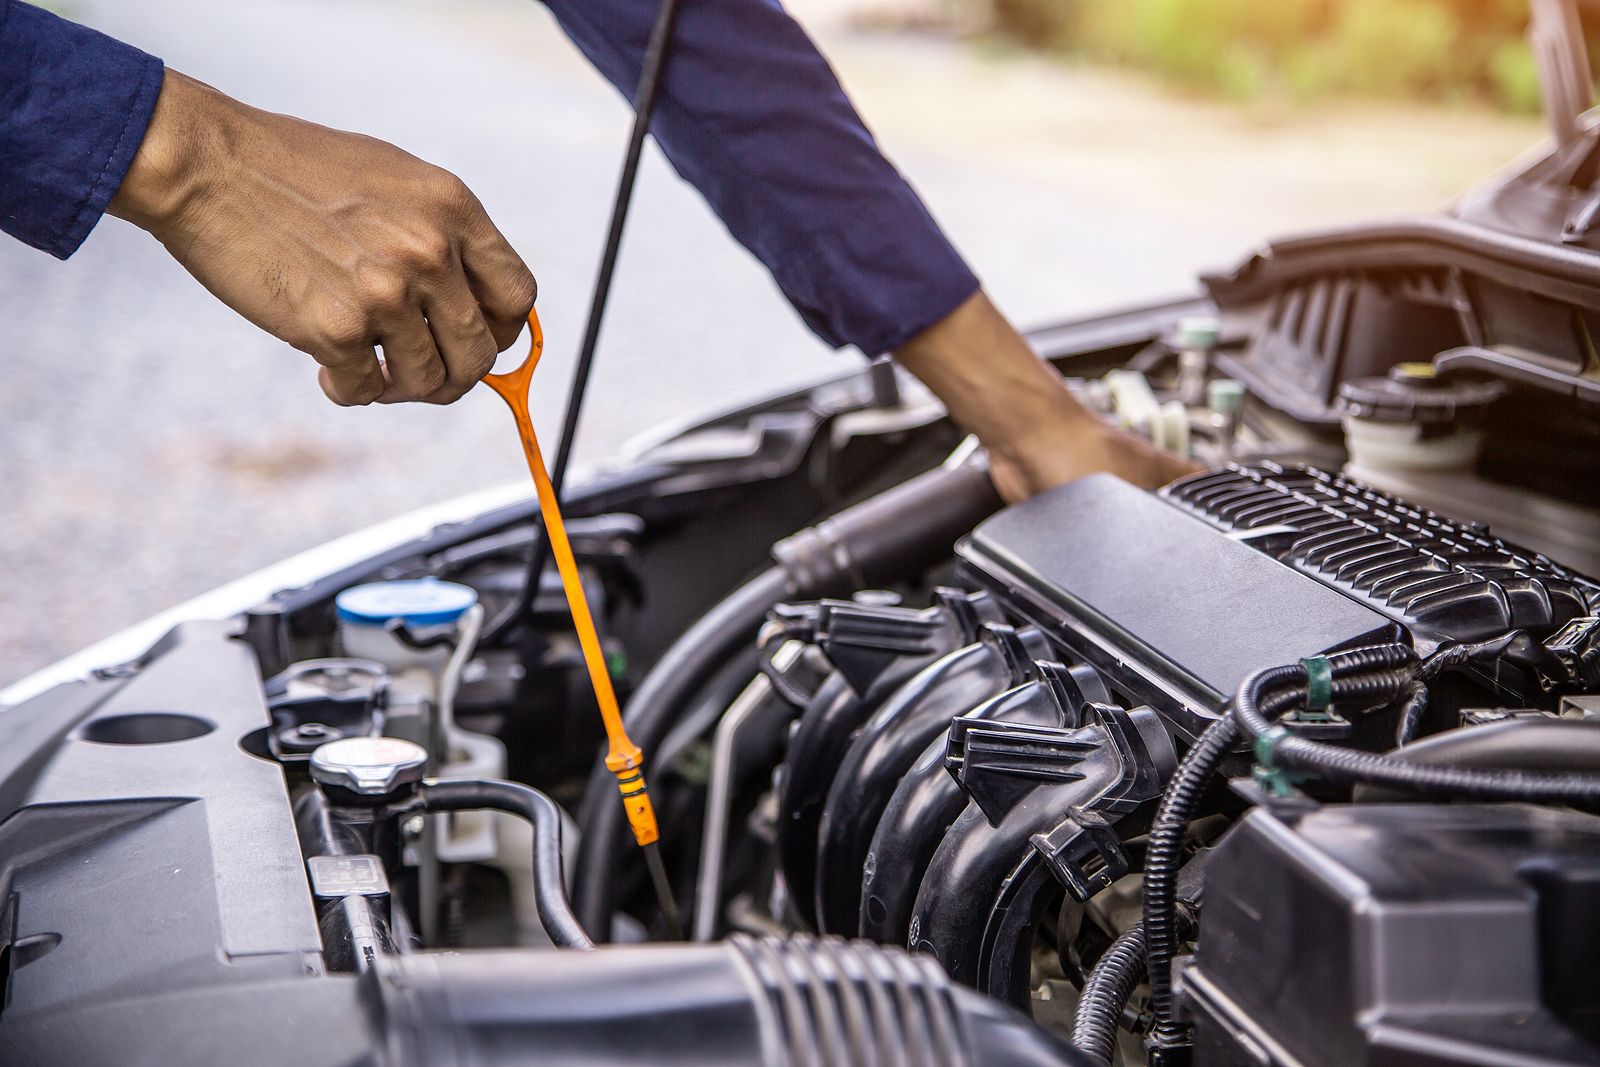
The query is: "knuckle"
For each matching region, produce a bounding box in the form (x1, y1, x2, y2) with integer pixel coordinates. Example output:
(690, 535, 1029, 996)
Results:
(431, 171, 477, 215)
(316, 309, 370, 352)
(441, 299, 484, 337)
(405, 230, 453, 272)
(403, 362, 448, 401)
(280, 325, 317, 354)
(468, 342, 497, 381)
(452, 340, 497, 388)
(509, 268, 538, 315)
(365, 274, 409, 314)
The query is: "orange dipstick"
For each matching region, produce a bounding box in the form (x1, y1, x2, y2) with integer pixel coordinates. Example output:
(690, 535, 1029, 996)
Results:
(484, 309, 661, 848)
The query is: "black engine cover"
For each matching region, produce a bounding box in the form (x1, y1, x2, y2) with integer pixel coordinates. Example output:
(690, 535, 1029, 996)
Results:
(1163, 464, 1596, 647)
(956, 474, 1400, 739)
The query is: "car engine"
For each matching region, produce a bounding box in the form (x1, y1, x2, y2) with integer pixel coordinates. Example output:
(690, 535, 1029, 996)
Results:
(9, 98, 1600, 1067)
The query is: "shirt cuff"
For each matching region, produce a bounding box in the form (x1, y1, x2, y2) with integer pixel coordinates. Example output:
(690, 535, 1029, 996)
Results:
(0, 0, 166, 259)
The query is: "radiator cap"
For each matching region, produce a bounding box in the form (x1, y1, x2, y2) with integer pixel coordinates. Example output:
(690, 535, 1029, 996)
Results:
(310, 736, 428, 797)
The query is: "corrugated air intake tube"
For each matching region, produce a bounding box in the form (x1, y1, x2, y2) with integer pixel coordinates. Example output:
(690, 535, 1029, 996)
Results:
(375, 934, 1094, 1067)
(572, 457, 1001, 937)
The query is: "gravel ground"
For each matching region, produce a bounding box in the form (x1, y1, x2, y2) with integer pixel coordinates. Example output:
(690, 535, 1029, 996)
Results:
(0, 0, 1542, 685)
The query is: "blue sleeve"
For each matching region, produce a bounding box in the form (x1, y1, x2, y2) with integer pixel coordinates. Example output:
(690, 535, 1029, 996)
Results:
(0, 0, 165, 259)
(543, 0, 980, 355)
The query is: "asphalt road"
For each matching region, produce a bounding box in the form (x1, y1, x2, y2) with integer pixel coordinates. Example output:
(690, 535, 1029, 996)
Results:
(0, 0, 1538, 685)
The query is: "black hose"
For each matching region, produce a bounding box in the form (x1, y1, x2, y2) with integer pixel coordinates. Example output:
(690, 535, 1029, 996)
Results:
(1145, 645, 1420, 1042)
(770, 458, 1001, 596)
(1232, 643, 1600, 804)
(1140, 711, 1243, 1044)
(572, 568, 790, 936)
(1263, 732, 1600, 803)
(1356, 717, 1600, 805)
(1071, 922, 1147, 1064)
(1072, 912, 1200, 1065)
(417, 778, 594, 950)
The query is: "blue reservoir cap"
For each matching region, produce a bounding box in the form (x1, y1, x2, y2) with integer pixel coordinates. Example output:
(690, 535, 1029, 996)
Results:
(336, 579, 478, 628)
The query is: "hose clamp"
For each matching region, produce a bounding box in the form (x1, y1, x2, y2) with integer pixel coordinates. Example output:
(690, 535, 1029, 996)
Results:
(1252, 725, 1313, 797)
(1299, 656, 1334, 711)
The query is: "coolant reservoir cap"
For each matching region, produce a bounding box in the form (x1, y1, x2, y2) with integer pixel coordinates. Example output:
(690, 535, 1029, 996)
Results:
(1338, 365, 1505, 424)
(335, 579, 477, 628)
(310, 736, 428, 797)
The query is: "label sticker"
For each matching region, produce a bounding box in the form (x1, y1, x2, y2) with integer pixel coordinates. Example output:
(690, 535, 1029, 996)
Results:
(307, 854, 390, 898)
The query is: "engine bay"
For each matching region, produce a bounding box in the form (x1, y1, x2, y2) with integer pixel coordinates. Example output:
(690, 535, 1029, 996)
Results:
(6, 202, 1600, 1066)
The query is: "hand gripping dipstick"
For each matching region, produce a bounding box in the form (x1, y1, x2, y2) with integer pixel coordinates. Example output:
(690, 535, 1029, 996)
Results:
(483, 308, 683, 940)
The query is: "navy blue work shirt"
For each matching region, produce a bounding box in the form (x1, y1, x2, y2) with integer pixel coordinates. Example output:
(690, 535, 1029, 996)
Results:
(0, 0, 977, 355)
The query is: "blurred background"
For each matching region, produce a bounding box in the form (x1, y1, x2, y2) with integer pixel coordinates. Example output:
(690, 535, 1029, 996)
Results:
(0, 0, 1557, 684)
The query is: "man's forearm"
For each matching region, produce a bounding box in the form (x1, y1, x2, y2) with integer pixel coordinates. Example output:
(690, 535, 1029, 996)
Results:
(894, 291, 1198, 500)
(542, 0, 978, 357)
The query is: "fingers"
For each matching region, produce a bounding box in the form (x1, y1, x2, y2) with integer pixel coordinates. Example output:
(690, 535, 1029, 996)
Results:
(409, 256, 500, 404)
(312, 344, 385, 406)
(373, 313, 449, 405)
(302, 169, 533, 407)
(454, 197, 537, 352)
(314, 256, 517, 407)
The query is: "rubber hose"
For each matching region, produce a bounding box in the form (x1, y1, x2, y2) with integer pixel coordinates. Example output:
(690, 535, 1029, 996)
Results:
(1071, 912, 1197, 1065)
(1231, 645, 1600, 803)
(572, 567, 789, 936)
(1143, 667, 1303, 1043)
(1071, 922, 1147, 1064)
(770, 458, 1001, 597)
(1357, 717, 1600, 805)
(1272, 735, 1600, 803)
(418, 779, 594, 950)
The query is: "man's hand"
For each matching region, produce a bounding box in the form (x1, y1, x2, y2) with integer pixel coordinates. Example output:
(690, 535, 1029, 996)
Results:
(895, 292, 1200, 502)
(110, 70, 536, 406)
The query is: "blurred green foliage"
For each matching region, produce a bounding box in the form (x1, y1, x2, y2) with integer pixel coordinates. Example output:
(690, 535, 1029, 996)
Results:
(984, 0, 1596, 112)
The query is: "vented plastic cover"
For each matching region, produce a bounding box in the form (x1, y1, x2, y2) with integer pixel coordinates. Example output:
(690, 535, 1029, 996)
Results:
(1163, 464, 1597, 645)
(958, 474, 1399, 733)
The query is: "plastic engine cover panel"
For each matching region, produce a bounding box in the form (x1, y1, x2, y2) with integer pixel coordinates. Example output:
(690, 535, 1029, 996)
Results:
(1163, 463, 1597, 646)
(957, 474, 1398, 735)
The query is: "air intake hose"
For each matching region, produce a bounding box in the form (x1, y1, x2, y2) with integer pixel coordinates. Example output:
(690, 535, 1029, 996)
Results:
(375, 935, 1092, 1067)
(574, 456, 1001, 938)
